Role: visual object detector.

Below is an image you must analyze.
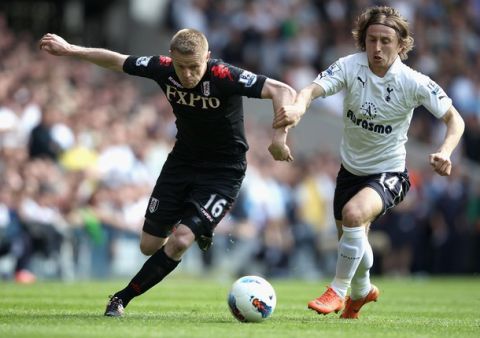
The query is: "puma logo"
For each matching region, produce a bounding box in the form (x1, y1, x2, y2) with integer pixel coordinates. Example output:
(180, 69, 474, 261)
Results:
(357, 76, 366, 88)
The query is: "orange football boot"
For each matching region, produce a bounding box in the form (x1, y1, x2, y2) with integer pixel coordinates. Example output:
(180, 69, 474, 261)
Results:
(308, 287, 345, 315)
(15, 270, 36, 284)
(340, 284, 379, 319)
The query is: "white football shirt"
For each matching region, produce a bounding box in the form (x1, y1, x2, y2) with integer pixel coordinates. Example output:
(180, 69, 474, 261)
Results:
(313, 52, 452, 175)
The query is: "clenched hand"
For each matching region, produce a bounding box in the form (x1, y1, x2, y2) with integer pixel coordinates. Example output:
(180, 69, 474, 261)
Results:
(272, 104, 305, 129)
(39, 33, 72, 56)
(429, 151, 452, 176)
(268, 142, 293, 162)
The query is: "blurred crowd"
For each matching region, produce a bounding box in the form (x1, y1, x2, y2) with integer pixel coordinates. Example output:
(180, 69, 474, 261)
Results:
(1, 0, 480, 283)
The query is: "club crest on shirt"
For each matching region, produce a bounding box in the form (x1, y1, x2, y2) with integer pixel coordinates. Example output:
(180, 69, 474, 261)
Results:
(202, 81, 211, 96)
(148, 197, 159, 213)
(385, 85, 394, 102)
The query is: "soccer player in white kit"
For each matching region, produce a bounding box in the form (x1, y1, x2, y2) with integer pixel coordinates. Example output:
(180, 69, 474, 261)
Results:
(272, 6, 465, 319)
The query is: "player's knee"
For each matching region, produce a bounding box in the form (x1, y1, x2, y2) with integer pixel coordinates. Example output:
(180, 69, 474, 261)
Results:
(342, 205, 367, 227)
(167, 227, 195, 256)
(139, 236, 167, 256)
(170, 237, 190, 255)
(139, 242, 157, 256)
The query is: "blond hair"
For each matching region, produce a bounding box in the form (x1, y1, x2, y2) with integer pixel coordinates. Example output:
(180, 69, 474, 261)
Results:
(352, 6, 414, 60)
(170, 29, 209, 54)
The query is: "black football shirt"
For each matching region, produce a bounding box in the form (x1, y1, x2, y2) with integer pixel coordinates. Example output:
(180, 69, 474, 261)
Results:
(123, 56, 267, 162)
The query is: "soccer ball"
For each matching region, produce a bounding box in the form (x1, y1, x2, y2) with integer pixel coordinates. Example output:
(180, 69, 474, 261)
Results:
(227, 275, 276, 323)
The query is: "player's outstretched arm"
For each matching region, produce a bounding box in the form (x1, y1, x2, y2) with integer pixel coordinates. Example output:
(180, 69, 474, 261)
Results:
(273, 82, 325, 129)
(429, 105, 465, 176)
(39, 33, 128, 72)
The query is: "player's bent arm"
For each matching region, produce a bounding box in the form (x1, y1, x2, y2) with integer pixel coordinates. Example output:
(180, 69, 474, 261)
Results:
(437, 105, 465, 156)
(296, 82, 326, 111)
(261, 78, 297, 114)
(429, 105, 465, 176)
(260, 78, 296, 162)
(39, 33, 127, 72)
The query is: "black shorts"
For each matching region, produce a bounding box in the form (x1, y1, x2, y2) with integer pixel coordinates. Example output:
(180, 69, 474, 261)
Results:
(333, 165, 410, 221)
(143, 154, 247, 237)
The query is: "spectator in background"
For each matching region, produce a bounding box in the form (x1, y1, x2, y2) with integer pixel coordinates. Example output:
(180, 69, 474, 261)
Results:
(0, 178, 35, 283)
(468, 182, 480, 273)
(273, 6, 465, 319)
(427, 166, 470, 274)
(28, 103, 64, 160)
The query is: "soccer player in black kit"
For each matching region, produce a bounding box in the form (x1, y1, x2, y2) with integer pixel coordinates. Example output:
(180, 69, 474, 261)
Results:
(39, 29, 296, 317)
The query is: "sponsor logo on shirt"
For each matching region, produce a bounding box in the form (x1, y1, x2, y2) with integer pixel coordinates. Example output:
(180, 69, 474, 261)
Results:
(136, 56, 152, 67)
(360, 102, 377, 120)
(347, 109, 392, 135)
(238, 70, 257, 87)
(165, 84, 220, 109)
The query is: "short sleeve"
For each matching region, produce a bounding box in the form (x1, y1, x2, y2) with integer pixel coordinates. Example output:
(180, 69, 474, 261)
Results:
(313, 60, 346, 97)
(123, 55, 171, 80)
(210, 62, 267, 98)
(414, 73, 452, 118)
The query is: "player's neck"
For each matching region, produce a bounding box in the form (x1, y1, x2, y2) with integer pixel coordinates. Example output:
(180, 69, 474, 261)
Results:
(369, 65, 388, 78)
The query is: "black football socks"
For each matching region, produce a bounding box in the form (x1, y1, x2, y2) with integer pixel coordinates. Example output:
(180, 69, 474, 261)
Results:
(114, 247, 180, 307)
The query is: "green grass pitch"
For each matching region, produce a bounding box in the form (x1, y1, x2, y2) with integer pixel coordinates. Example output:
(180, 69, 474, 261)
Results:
(0, 276, 478, 338)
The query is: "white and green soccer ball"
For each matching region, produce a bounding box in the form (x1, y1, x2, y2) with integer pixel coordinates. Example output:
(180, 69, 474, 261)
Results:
(227, 275, 276, 322)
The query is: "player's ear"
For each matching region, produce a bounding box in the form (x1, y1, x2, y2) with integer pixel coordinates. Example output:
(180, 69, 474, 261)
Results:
(206, 51, 211, 61)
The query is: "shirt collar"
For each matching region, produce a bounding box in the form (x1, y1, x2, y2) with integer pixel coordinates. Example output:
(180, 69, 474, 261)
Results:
(358, 52, 403, 76)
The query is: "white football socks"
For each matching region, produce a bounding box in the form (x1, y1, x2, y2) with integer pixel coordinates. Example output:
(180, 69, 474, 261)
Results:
(350, 237, 373, 300)
(331, 226, 366, 299)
